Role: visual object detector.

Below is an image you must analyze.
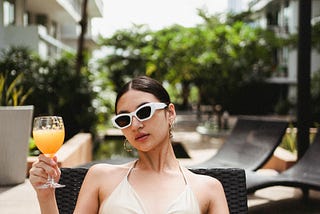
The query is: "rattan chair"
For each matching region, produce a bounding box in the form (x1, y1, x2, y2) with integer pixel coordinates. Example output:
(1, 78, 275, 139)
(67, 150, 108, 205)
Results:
(190, 168, 248, 214)
(55, 168, 88, 214)
(56, 167, 248, 214)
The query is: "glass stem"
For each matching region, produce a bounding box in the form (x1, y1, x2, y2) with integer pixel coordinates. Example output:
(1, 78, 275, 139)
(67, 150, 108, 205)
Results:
(48, 175, 55, 187)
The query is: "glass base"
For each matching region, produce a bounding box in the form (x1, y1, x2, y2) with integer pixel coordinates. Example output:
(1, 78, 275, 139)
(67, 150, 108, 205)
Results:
(37, 182, 65, 189)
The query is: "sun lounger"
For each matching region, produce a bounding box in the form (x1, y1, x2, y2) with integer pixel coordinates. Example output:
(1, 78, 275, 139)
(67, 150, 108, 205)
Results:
(246, 130, 320, 199)
(192, 116, 288, 171)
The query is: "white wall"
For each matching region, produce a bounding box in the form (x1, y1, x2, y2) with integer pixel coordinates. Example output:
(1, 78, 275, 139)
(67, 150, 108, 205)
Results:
(3, 25, 39, 51)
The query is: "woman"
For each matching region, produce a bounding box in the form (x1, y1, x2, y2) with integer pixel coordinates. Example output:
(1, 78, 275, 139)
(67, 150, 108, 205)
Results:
(29, 76, 229, 214)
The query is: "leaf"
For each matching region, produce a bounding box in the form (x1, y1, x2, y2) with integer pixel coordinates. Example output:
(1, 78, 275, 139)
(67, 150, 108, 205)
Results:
(20, 87, 33, 105)
(0, 74, 5, 105)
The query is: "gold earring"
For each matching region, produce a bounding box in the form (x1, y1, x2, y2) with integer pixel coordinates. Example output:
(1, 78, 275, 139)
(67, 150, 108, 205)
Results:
(169, 122, 174, 139)
(124, 139, 133, 152)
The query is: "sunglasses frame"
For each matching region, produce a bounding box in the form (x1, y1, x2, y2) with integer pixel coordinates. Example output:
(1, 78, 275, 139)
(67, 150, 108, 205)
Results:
(111, 102, 167, 129)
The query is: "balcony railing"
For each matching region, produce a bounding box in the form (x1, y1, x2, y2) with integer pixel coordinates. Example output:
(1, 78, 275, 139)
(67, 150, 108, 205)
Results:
(3, 25, 75, 58)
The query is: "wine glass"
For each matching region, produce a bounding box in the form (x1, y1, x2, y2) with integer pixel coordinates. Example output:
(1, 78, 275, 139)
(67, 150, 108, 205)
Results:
(32, 116, 65, 189)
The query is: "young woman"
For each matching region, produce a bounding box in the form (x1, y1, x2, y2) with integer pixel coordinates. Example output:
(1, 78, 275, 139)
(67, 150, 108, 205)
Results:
(29, 76, 229, 214)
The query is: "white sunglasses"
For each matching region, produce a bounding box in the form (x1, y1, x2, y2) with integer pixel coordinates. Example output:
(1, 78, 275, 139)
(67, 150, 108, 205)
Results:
(111, 102, 167, 129)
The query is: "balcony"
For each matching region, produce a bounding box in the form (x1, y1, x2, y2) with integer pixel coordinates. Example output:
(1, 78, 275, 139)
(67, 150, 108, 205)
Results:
(3, 25, 75, 59)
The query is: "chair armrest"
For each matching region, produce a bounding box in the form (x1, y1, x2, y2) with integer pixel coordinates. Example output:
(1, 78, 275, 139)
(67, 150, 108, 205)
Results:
(190, 168, 248, 214)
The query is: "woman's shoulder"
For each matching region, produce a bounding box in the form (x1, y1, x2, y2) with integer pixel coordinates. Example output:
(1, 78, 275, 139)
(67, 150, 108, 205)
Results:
(184, 168, 224, 193)
(183, 168, 228, 213)
(89, 161, 134, 171)
(85, 161, 135, 181)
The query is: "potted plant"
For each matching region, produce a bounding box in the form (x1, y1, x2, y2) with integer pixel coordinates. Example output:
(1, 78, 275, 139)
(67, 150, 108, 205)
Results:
(0, 72, 34, 186)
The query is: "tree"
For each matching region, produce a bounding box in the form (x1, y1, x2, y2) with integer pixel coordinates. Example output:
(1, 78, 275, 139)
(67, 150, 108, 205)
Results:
(96, 11, 287, 113)
(76, 0, 88, 76)
(144, 25, 203, 109)
(98, 25, 151, 91)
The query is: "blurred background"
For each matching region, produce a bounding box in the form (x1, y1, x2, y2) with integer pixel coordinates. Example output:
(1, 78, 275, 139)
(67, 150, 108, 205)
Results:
(0, 0, 319, 159)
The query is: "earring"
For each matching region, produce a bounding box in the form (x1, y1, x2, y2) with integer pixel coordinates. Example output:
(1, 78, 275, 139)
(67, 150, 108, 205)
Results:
(169, 121, 174, 139)
(124, 139, 133, 152)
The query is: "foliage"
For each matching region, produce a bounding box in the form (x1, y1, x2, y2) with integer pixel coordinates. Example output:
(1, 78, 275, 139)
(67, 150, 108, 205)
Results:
(280, 123, 318, 153)
(94, 139, 137, 160)
(28, 137, 40, 156)
(0, 46, 99, 143)
(95, 8, 320, 118)
(97, 11, 286, 114)
(98, 25, 151, 92)
(0, 46, 39, 106)
(311, 68, 320, 122)
(26, 52, 98, 140)
(280, 124, 297, 153)
(274, 98, 292, 115)
(312, 22, 320, 52)
(0, 72, 33, 106)
(89, 59, 116, 127)
(310, 22, 320, 122)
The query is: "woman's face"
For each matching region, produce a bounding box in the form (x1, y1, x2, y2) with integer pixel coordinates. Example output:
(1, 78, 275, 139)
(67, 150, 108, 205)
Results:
(116, 89, 175, 152)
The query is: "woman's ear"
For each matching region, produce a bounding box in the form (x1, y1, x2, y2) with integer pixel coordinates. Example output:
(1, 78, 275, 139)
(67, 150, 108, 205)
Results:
(167, 103, 176, 123)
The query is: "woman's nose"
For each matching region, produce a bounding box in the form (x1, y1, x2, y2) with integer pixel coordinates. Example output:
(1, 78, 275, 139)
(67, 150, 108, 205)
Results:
(131, 116, 143, 128)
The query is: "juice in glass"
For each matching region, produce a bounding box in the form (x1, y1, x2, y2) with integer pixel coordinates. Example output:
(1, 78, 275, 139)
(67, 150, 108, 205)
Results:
(33, 129, 65, 157)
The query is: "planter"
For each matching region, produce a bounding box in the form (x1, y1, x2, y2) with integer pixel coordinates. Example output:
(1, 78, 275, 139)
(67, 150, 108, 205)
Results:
(262, 147, 297, 172)
(0, 105, 34, 186)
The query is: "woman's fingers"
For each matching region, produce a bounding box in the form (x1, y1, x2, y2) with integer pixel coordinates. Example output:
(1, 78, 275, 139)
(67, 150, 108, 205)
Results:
(38, 160, 58, 177)
(38, 154, 57, 166)
(51, 156, 61, 180)
(30, 164, 48, 179)
(29, 155, 61, 187)
(29, 167, 48, 187)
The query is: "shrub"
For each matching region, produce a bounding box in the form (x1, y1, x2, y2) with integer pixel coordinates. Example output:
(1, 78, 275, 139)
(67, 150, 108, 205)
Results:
(0, 46, 99, 143)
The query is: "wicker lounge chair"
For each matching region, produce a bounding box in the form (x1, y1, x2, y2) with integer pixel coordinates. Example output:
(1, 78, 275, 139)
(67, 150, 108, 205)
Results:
(246, 130, 320, 198)
(192, 116, 288, 171)
(55, 167, 248, 214)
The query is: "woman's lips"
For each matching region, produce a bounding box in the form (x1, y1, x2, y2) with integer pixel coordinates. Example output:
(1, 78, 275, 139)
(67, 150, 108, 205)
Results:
(135, 133, 149, 141)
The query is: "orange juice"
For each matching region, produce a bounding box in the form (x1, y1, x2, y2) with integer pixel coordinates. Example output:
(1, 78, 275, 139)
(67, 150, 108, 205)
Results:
(33, 129, 65, 157)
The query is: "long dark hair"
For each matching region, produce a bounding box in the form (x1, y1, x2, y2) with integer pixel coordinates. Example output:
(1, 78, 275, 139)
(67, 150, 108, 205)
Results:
(115, 76, 171, 113)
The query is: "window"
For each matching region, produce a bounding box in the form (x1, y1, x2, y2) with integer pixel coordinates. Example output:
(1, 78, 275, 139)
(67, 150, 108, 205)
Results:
(50, 21, 58, 38)
(36, 14, 48, 27)
(3, 0, 15, 26)
(283, 2, 290, 33)
(23, 12, 30, 26)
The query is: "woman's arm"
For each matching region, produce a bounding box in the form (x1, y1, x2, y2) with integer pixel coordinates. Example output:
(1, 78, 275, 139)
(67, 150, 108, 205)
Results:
(189, 170, 229, 214)
(73, 165, 103, 213)
(36, 189, 59, 214)
(29, 155, 61, 214)
(205, 178, 229, 214)
(74, 163, 129, 213)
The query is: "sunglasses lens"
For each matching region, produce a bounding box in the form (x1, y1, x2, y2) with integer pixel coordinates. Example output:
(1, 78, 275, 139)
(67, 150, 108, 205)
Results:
(136, 106, 152, 120)
(115, 116, 131, 128)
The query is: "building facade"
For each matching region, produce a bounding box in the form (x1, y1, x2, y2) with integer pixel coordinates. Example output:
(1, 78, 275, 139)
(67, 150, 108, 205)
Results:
(0, 0, 104, 59)
(249, 0, 320, 102)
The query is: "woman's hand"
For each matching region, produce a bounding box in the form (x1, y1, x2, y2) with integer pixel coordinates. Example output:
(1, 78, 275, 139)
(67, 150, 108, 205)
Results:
(29, 154, 61, 213)
(29, 154, 61, 194)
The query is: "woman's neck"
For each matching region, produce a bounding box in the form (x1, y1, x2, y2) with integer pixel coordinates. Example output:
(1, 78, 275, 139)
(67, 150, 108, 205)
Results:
(136, 143, 179, 172)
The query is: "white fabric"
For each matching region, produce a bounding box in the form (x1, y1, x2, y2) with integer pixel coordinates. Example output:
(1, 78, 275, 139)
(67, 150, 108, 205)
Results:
(99, 163, 200, 214)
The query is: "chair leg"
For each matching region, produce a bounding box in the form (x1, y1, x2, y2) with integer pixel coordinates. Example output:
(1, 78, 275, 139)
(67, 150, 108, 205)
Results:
(302, 187, 309, 201)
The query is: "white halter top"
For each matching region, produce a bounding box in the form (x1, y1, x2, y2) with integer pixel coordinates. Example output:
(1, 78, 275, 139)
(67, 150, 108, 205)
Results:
(99, 162, 200, 214)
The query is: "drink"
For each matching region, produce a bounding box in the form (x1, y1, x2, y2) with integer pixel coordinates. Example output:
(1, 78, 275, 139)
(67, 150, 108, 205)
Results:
(33, 129, 65, 157)
(32, 116, 66, 188)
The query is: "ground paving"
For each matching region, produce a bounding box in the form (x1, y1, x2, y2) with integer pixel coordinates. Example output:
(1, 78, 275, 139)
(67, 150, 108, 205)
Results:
(1, 111, 319, 213)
